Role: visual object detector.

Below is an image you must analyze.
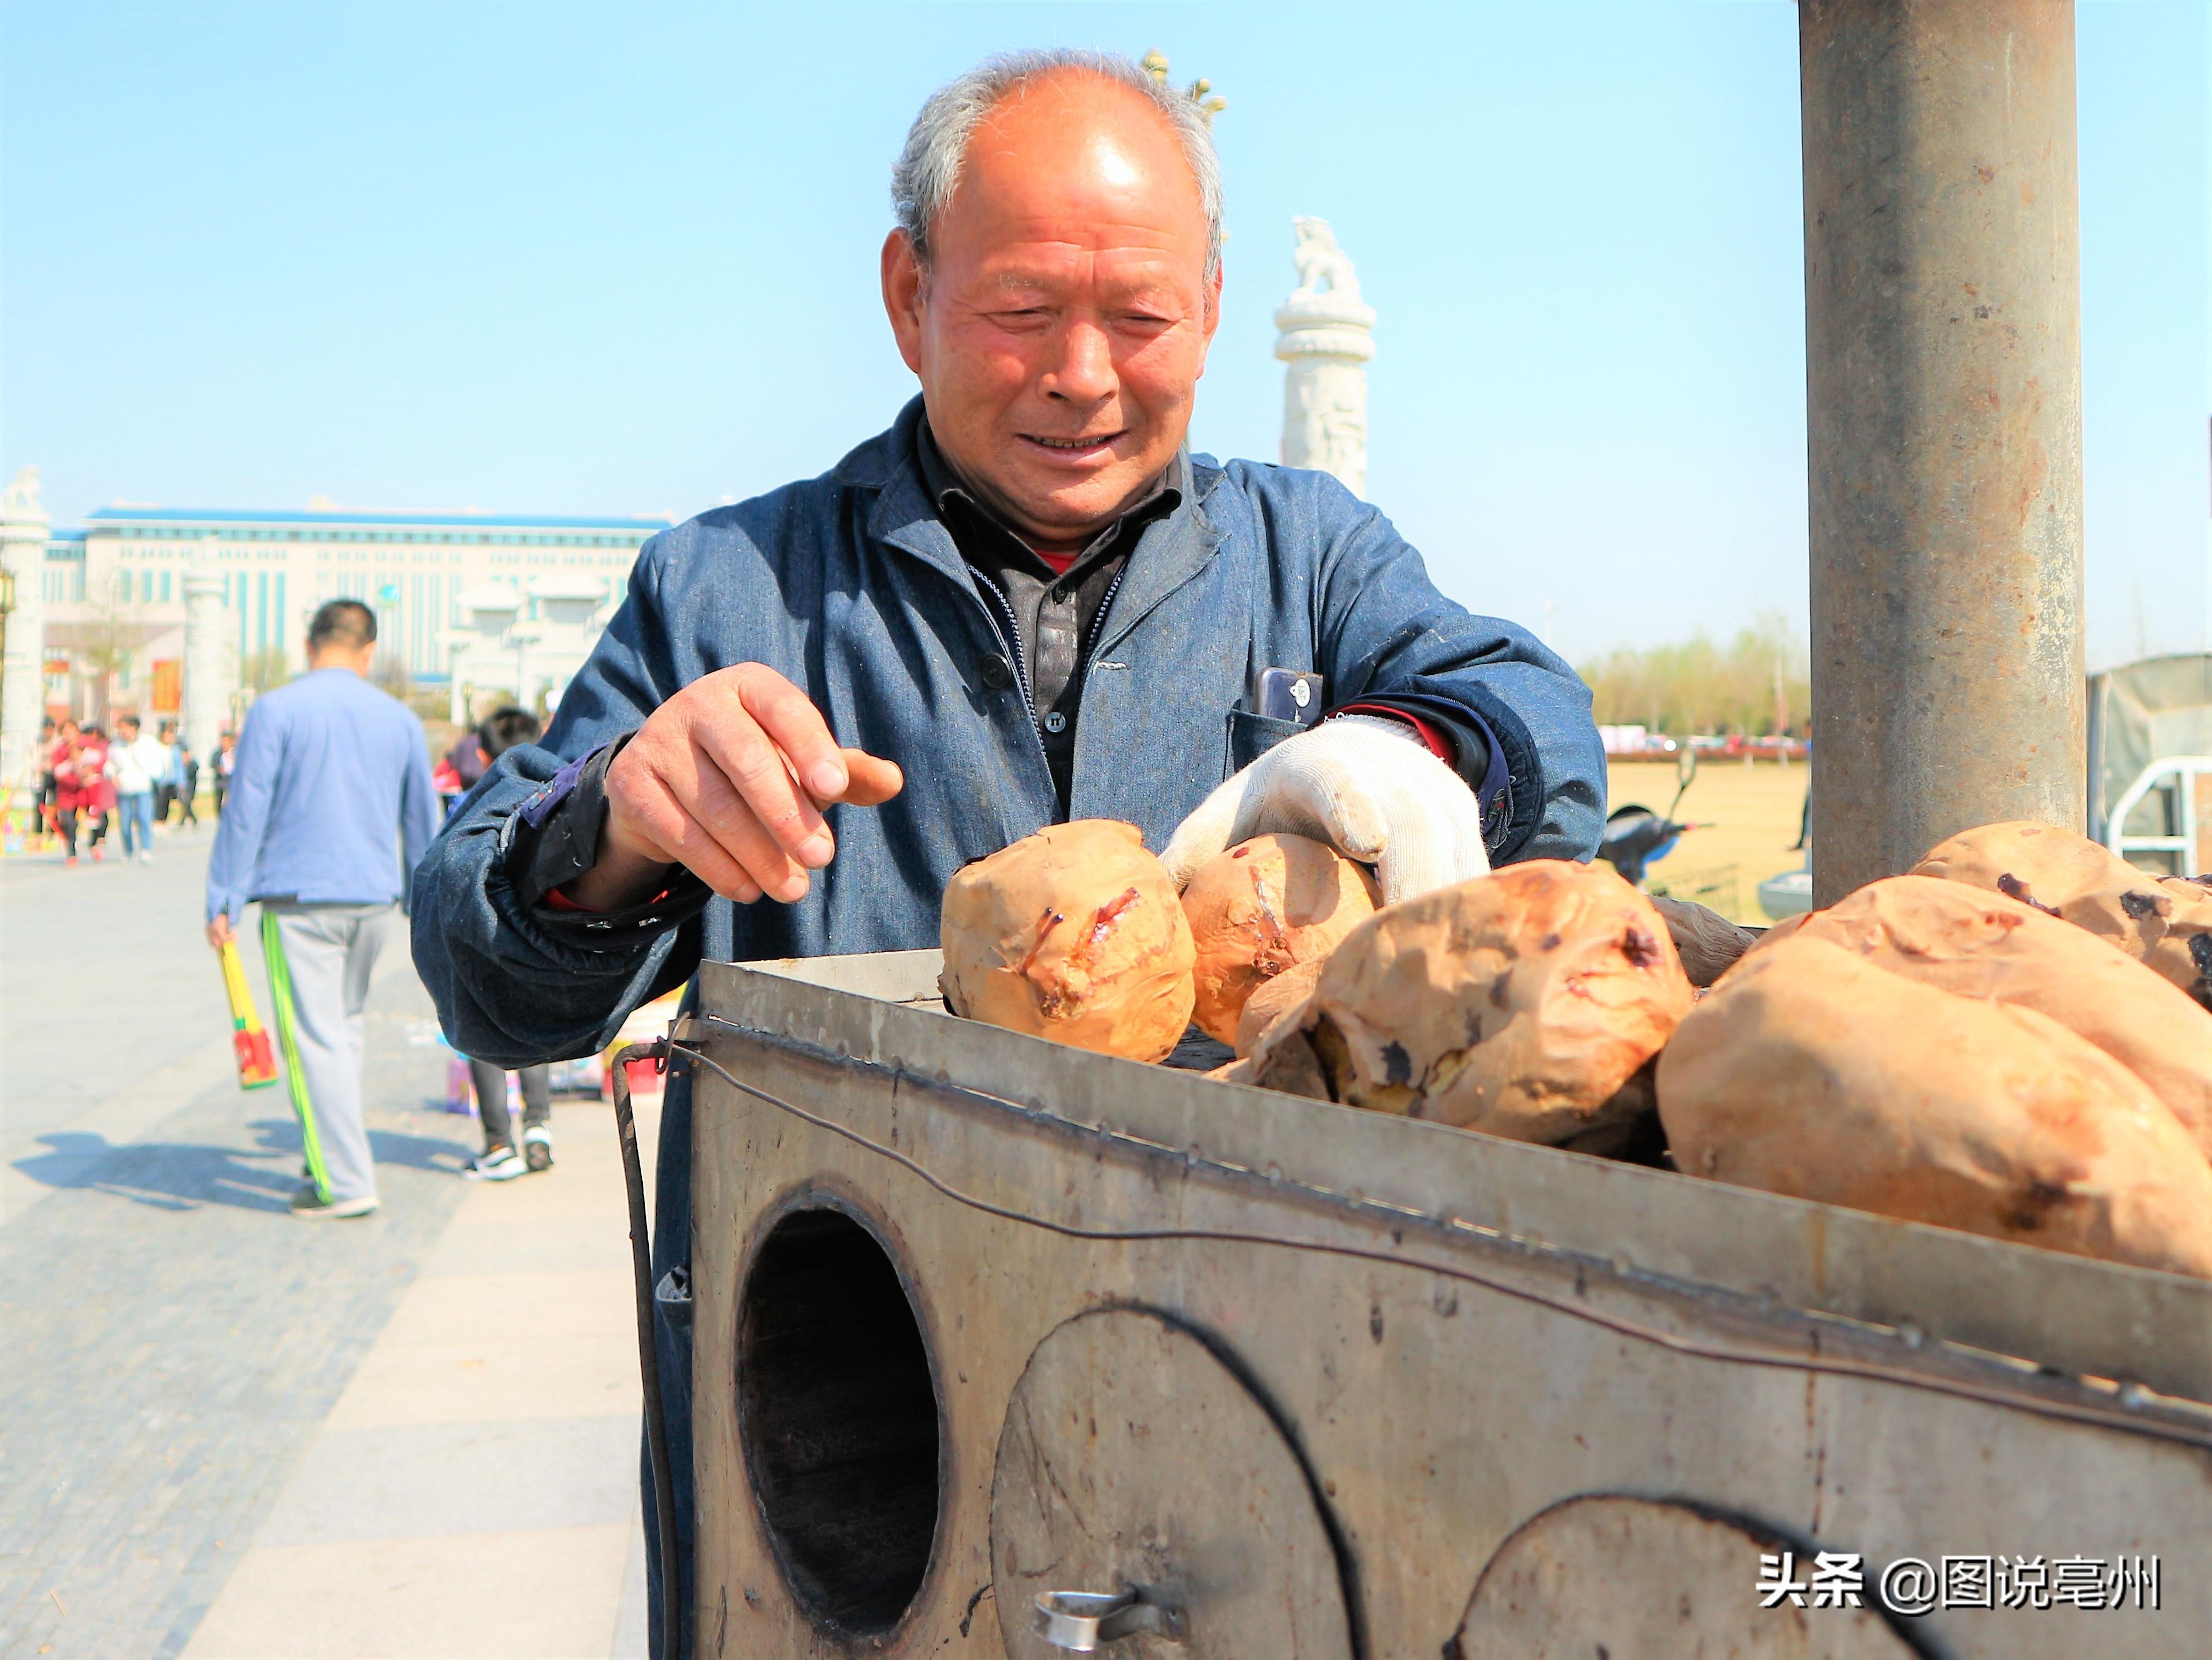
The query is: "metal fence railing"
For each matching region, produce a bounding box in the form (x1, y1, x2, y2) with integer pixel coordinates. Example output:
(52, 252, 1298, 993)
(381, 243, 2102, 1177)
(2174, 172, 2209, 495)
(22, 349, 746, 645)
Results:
(1646, 862, 1743, 923)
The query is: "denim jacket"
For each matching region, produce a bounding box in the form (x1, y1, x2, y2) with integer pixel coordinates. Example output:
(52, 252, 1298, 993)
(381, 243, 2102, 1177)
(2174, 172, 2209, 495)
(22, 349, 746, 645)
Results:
(412, 397, 1604, 1068)
(408, 397, 1605, 1652)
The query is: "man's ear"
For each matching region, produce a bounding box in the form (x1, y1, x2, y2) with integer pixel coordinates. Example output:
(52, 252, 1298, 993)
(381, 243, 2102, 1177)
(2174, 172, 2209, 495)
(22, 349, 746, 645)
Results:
(1196, 258, 1225, 369)
(880, 229, 926, 376)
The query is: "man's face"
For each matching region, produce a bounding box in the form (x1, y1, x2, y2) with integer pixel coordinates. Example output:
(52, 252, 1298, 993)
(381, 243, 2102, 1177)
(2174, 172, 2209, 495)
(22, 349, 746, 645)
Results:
(882, 72, 1221, 552)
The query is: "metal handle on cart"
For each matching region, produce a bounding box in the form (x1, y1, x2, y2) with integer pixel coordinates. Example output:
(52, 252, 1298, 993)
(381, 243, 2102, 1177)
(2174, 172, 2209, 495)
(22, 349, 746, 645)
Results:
(1031, 1589, 1185, 1650)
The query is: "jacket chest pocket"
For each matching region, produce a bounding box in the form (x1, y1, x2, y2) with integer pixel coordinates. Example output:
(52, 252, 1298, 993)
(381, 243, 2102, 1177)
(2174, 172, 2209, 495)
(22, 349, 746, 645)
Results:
(1226, 710, 1307, 775)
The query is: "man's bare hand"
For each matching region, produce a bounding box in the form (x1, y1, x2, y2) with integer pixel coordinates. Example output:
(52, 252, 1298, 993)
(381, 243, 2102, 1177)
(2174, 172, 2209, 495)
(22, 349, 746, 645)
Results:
(566, 663, 904, 911)
(207, 913, 233, 951)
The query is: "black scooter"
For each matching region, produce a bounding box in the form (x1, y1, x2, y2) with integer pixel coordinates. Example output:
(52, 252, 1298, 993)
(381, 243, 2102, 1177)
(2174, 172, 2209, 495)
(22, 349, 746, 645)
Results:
(1597, 745, 1702, 887)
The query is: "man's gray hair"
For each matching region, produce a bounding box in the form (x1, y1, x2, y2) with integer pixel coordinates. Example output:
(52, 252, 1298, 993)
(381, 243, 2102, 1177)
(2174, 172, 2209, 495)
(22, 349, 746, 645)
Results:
(891, 49, 1224, 285)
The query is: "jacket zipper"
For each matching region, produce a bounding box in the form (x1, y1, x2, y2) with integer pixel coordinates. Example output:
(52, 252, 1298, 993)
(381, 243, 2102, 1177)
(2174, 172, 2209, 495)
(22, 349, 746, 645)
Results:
(1087, 562, 1132, 661)
(966, 571, 1054, 782)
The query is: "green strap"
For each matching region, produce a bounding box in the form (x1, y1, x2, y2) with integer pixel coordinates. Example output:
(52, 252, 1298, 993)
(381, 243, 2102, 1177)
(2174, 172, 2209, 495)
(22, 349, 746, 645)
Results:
(261, 909, 332, 1203)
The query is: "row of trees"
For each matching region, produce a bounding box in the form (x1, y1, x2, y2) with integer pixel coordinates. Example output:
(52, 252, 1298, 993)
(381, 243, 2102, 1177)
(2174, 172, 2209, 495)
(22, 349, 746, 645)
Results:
(1579, 612, 1811, 738)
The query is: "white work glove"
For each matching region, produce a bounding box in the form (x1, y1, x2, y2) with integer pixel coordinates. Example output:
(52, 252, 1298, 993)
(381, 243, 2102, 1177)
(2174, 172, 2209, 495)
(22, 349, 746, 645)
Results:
(1162, 715, 1492, 905)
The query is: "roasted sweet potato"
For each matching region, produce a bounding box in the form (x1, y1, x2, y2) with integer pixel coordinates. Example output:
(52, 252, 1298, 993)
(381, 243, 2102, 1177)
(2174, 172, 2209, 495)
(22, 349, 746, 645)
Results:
(1248, 861, 1693, 1147)
(1913, 820, 2212, 1010)
(940, 820, 1195, 1061)
(1182, 833, 1380, 1045)
(1657, 933, 2212, 1277)
(1764, 875, 2212, 1158)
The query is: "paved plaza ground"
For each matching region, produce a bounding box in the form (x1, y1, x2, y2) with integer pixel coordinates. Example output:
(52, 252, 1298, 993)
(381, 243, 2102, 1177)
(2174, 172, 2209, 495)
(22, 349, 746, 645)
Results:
(1, 828, 655, 1658)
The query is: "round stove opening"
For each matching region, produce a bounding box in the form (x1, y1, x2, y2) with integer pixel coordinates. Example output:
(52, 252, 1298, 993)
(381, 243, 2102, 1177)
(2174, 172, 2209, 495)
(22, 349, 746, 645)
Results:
(736, 1205, 941, 1635)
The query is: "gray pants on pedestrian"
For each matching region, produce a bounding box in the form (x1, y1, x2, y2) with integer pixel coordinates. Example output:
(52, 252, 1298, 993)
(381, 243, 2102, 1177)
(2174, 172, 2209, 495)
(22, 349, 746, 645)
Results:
(259, 901, 390, 1204)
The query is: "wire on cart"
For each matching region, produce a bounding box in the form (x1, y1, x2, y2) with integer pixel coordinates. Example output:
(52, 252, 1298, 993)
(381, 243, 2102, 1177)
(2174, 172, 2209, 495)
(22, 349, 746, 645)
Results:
(670, 1035, 2212, 1457)
(610, 1041, 681, 1660)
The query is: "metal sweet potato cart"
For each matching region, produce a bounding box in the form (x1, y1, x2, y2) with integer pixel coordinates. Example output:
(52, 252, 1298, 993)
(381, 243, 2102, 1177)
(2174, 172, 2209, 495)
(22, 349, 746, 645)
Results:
(675, 949, 2210, 1658)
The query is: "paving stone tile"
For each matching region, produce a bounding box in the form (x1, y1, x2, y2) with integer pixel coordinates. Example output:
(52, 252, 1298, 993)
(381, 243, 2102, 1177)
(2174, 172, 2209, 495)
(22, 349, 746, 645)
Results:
(255, 1417, 640, 1544)
(324, 1334, 644, 1431)
(0, 855, 473, 1658)
(180, 1525, 631, 1659)
(374, 1270, 635, 1347)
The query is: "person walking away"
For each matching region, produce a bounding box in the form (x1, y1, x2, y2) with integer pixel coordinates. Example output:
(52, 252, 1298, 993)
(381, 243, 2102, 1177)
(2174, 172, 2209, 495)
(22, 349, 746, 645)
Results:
(458, 707, 557, 1180)
(172, 736, 201, 828)
(34, 716, 58, 842)
(49, 721, 86, 864)
(113, 714, 166, 863)
(153, 722, 179, 823)
(443, 725, 490, 792)
(213, 731, 237, 815)
(206, 600, 439, 1220)
(76, 726, 114, 861)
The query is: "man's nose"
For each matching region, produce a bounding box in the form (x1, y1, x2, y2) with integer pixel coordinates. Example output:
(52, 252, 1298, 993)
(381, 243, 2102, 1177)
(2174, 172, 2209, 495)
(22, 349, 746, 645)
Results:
(1042, 319, 1116, 404)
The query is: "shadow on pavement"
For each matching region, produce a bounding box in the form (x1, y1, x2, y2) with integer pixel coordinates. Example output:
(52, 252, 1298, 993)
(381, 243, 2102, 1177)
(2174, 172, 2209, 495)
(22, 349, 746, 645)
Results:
(13, 1117, 475, 1212)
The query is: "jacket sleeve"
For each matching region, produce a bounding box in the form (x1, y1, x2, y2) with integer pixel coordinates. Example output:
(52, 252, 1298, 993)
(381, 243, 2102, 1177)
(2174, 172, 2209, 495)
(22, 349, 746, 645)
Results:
(206, 701, 282, 926)
(396, 717, 440, 911)
(1306, 478, 1607, 864)
(409, 546, 701, 1068)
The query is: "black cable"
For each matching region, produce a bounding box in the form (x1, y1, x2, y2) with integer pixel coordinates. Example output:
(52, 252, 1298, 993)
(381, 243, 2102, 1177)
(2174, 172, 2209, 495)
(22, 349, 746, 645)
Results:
(675, 1035, 2212, 1455)
(611, 1041, 681, 1660)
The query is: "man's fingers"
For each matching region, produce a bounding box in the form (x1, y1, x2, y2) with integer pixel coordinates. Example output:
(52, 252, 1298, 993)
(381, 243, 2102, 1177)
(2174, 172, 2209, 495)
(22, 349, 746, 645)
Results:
(624, 777, 781, 904)
(597, 664, 906, 910)
(737, 665, 851, 805)
(1370, 818, 1451, 908)
(835, 749, 904, 807)
(1161, 775, 1248, 890)
(690, 709, 834, 870)
(674, 749, 820, 901)
(655, 800, 769, 905)
(610, 751, 793, 902)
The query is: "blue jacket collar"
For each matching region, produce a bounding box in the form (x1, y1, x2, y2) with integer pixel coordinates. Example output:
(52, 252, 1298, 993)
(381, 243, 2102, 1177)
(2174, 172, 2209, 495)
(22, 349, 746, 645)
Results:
(844, 396, 1227, 637)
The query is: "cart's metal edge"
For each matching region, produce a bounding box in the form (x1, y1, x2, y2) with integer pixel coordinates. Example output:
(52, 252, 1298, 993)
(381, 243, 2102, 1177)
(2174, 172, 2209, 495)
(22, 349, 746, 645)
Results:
(700, 952, 2212, 1407)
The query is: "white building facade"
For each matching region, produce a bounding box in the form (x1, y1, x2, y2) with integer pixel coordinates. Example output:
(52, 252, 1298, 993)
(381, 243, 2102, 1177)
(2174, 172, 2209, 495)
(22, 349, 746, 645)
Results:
(31, 502, 671, 741)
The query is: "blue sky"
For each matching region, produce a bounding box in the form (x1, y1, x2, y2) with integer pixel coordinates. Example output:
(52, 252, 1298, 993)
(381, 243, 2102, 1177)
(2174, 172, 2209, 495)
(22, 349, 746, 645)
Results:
(4, 1, 2205, 669)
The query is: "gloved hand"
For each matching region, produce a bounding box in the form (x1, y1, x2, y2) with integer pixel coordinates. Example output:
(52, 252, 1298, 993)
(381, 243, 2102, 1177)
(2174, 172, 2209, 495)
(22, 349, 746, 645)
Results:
(1163, 714, 1491, 905)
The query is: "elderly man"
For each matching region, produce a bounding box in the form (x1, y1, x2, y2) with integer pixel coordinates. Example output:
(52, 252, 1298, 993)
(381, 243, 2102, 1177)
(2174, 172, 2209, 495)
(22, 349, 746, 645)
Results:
(414, 48, 1602, 1651)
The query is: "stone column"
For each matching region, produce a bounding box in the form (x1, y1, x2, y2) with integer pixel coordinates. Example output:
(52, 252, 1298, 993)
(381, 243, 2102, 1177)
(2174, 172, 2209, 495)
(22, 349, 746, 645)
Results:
(1274, 217, 1376, 497)
(0, 466, 51, 792)
(182, 557, 232, 782)
(1801, 0, 2084, 902)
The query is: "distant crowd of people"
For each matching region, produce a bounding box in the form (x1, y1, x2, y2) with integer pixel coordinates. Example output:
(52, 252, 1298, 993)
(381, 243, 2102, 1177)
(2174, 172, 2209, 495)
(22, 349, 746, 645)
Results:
(35, 713, 234, 863)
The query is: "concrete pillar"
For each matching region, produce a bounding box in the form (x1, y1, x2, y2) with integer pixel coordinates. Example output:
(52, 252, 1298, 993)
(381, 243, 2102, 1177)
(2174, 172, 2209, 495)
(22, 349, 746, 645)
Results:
(0, 466, 51, 793)
(1800, 0, 2085, 903)
(182, 561, 231, 783)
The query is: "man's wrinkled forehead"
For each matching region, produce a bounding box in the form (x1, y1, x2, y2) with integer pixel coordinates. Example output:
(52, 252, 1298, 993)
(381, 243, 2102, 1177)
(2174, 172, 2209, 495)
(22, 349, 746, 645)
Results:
(969, 233, 1195, 289)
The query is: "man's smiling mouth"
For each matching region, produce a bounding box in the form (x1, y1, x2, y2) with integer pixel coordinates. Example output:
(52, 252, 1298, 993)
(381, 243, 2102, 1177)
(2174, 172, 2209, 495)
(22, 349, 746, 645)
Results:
(1023, 433, 1122, 452)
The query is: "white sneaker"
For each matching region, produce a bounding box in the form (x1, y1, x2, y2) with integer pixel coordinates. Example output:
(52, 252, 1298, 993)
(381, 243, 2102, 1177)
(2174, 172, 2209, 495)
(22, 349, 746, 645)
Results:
(465, 1146, 526, 1182)
(290, 1184, 379, 1219)
(137, 851, 153, 864)
(522, 1124, 555, 1172)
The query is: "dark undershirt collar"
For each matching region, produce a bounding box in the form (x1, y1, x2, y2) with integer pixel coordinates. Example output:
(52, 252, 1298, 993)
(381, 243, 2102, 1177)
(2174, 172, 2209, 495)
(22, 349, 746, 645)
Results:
(914, 418, 1183, 574)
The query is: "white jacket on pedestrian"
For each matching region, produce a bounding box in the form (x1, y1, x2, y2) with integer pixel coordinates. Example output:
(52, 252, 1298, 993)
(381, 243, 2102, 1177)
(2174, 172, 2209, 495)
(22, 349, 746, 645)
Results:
(114, 733, 169, 796)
